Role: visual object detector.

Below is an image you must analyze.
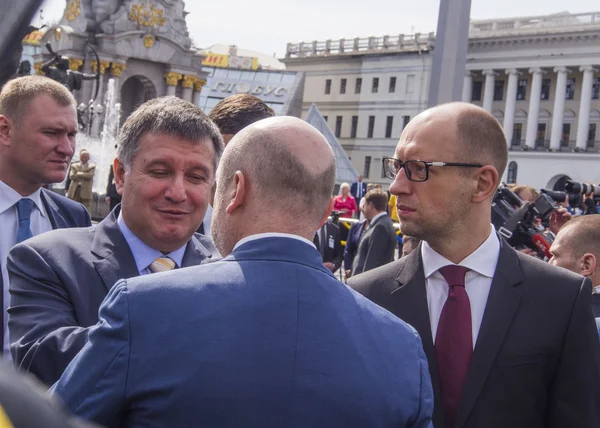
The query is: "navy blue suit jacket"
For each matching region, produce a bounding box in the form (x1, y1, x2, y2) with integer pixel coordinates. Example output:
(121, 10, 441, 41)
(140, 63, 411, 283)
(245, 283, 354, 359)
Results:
(53, 237, 433, 428)
(0, 189, 90, 355)
(344, 219, 367, 269)
(350, 181, 367, 202)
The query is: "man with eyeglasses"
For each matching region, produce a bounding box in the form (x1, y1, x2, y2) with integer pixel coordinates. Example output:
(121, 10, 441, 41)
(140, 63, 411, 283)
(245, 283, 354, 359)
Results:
(349, 102, 600, 428)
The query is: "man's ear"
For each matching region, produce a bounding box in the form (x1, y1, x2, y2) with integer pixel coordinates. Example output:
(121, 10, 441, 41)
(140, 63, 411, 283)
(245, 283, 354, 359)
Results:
(225, 171, 246, 215)
(113, 158, 126, 196)
(581, 253, 597, 277)
(317, 197, 335, 229)
(472, 166, 499, 203)
(0, 115, 13, 147)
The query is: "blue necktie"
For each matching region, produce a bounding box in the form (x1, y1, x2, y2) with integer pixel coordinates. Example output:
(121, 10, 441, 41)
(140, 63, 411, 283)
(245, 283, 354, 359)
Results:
(16, 198, 34, 243)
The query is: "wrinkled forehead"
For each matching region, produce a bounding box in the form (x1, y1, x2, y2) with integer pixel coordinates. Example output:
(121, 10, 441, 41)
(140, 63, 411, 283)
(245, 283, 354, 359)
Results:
(395, 114, 459, 160)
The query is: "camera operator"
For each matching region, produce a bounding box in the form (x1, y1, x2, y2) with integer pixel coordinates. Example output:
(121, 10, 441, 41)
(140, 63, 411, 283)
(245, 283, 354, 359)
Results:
(549, 215, 600, 317)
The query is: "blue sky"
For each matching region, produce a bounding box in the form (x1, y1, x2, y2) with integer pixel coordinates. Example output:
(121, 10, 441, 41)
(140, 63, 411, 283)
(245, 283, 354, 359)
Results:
(34, 0, 597, 57)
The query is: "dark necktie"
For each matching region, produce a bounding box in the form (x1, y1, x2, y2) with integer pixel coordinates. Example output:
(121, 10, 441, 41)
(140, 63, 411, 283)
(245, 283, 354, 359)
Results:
(16, 198, 34, 243)
(435, 265, 472, 428)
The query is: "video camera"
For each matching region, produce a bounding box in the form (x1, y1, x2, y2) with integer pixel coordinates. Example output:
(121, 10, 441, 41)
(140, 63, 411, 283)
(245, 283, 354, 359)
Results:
(491, 184, 557, 258)
(330, 210, 342, 224)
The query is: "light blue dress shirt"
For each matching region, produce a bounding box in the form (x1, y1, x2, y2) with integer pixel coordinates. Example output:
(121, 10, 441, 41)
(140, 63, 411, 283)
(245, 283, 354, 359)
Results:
(117, 211, 187, 275)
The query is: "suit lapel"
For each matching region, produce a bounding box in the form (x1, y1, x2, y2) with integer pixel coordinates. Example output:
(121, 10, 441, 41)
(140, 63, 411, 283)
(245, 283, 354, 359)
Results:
(181, 235, 212, 268)
(40, 189, 67, 229)
(389, 247, 444, 426)
(91, 209, 139, 291)
(455, 240, 523, 428)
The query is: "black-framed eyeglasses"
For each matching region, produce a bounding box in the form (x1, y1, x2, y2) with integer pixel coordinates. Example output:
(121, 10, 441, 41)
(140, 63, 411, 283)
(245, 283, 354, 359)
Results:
(382, 157, 483, 182)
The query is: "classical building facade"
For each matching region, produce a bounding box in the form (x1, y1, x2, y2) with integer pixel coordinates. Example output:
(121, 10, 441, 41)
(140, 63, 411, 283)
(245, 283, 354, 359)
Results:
(283, 11, 600, 190)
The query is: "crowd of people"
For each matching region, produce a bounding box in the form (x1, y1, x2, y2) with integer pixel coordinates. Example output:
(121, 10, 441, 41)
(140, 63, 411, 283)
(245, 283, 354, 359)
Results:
(0, 73, 599, 428)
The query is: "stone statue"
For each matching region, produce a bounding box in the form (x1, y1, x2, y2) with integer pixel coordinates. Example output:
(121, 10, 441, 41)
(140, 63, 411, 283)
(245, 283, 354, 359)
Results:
(41, 45, 96, 92)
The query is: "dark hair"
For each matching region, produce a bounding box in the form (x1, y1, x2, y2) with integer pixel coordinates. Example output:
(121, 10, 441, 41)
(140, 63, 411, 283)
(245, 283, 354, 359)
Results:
(117, 96, 223, 170)
(402, 235, 421, 248)
(209, 94, 275, 135)
(454, 103, 508, 177)
(558, 215, 600, 260)
(365, 190, 389, 212)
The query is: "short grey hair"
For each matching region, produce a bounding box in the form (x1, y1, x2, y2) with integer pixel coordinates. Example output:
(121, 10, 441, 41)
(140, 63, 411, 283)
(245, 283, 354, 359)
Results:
(339, 182, 350, 194)
(117, 96, 223, 171)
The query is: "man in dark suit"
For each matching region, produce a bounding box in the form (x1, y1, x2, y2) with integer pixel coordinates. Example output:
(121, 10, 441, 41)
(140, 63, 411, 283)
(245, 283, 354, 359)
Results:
(0, 76, 91, 361)
(105, 164, 121, 210)
(350, 175, 367, 203)
(314, 220, 343, 273)
(8, 96, 222, 386)
(52, 116, 433, 428)
(349, 102, 600, 428)
(351, 189, 397, 276)
(344, 218, 368, 279)
(548, 214, 600, 317)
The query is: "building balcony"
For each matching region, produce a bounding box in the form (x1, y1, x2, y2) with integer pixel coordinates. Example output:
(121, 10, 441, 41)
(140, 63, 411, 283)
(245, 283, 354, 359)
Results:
(509, 139, 600, 152)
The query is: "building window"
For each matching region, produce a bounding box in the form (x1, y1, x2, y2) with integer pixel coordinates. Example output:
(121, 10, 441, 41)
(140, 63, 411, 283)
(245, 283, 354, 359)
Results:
(351, 116, 358, 138)
(512, 123, 523, 146)
(507, 161, 518, 184)
(536, 123, 547, 147)
(325, 79, 331, 95)
(588, 123, 597, 148)
(403, 115, 411, 129)
(406, 75, 415, 94)
(368, 116, 375, 138)
(335, 116, 343, 138)
(566, 78, 576, 100)
(323, 116, 328, 122)
(372, 77, 379, 93)
(593, 78, 600, 100)
(340, 78, 347, 94)
(364, 156, 371, 178)
(472, 81, 482, 101)
(494, 80, 505, 101)
(517, 79, 528, 100)
(385, 116, 394, 138)
(389, 77, 397, 93)
(561, 123, 571, 147)
(355, 78, 362, 94)
(541, 79, 551, 100)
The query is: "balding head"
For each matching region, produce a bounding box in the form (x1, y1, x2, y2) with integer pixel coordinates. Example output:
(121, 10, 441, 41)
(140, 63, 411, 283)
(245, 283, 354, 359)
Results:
(211, 116, 336, 256)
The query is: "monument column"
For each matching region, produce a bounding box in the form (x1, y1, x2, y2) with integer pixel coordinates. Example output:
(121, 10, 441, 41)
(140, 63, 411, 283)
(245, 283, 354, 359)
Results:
(164, 72, 182, 97)
(525, 67, 544, 150)
(482, 70, 496, 112)
(462, 71, 473, 102)
(549, 66, 569, 151)
(182, 75, 196, 103)
(110, 63, 127, 104)
(193, 79, 207, 106)
(503, 69, 519, 145)
(576, 65, 596, 151)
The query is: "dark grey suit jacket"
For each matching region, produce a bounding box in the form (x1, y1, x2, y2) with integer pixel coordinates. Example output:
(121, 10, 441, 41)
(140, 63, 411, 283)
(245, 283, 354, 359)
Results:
(349, 239, 600, 428)
(351, 213, 396, 276)
(8, 206, 218, 386)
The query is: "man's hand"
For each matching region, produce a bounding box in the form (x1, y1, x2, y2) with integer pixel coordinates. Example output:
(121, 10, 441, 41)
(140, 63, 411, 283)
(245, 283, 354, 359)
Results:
(345, 269, 352, 279)
(549, 207, 572, 234)
(323, 262, 335, 272)
(519, 248, 538, 257)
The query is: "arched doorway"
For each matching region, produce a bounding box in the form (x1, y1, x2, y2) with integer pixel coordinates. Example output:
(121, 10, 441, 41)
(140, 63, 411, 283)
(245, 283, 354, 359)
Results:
(547, 174, 572, 191)
(120, 76, 157, 124)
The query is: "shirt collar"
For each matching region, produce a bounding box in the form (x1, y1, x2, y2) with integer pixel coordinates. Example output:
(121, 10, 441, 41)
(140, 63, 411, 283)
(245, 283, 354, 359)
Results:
(233, 233, 316, 251)
(117, 211, 187, 272)
(0, 180, 47, 218)
(370, 212, 388, 225)
(593, 285, 600, 295)
(421, 225, 500, 279)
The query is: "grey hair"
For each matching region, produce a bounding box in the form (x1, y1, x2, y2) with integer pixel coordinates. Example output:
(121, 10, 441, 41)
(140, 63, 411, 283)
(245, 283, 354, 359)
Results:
(339, 182, 350, 194)
(117, 96, 223, 171)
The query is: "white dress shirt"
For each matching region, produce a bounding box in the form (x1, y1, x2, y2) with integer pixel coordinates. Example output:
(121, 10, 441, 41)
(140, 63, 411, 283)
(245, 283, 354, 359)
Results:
(234, 233, 316, 251)
(421, 225, 500, 348)
(369, 211, 388, 226)
(0, 181, 52, 359)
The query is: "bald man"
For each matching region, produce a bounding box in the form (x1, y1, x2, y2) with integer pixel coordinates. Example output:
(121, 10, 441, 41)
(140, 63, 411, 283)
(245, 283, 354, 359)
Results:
(550, 215, 600, 317)
(349, 102, 600, 428)
(52, 117, 434, 428)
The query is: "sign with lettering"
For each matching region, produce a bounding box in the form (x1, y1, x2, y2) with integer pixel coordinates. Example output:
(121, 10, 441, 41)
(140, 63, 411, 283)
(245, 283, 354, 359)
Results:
(209, 80, 290, 102)
(202, 54, 229, 68)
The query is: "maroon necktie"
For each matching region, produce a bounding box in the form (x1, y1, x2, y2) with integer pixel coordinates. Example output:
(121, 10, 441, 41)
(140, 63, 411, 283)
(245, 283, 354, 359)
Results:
(435, 265, 472, 428)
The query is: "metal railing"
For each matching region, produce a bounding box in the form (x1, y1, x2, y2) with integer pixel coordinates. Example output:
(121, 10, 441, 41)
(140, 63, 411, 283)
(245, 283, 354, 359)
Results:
(285, 33, 434, 58)
(469, 11, 600, 37)
(509, 139, 600, 152)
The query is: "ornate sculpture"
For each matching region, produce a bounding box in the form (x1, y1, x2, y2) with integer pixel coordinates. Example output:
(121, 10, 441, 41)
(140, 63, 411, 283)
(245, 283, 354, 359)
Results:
(64, 0, 81, 21)
(182, 75, 196, 89)
(41, 53, 96, 92)
(164, 72, 182, 86)
(128, 2, 166, 28)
